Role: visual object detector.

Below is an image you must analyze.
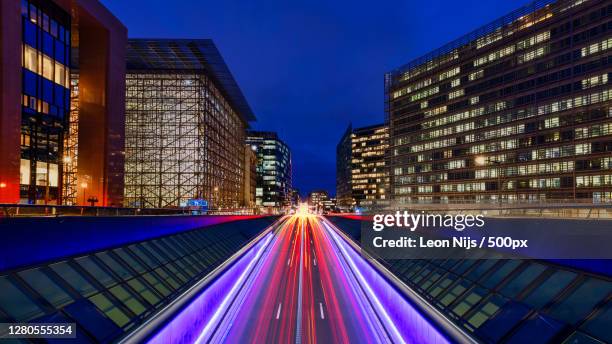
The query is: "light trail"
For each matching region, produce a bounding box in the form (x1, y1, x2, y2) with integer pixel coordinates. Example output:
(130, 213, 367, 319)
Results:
(145, 214, 454, 344)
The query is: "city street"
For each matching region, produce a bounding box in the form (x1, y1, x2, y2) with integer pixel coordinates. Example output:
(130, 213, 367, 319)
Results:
(205, 215, 393, 343)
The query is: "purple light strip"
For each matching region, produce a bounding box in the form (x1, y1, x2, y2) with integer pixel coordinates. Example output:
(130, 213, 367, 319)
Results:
(146, 232, 274, 344)
(317, 218, 390, 343)
(323, 220, 451, 344)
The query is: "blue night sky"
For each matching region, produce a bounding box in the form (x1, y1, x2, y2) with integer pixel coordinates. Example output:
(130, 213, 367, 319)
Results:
(102, 0, 530, 197)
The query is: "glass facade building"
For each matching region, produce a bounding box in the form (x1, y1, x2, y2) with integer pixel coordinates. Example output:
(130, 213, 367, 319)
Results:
(386, 0, 611, 204)
(1, 0, 127, 206)
(124, 39, 255, 210)
(336, 124, 389, 210)
(246, 131, 292, 211)
(19, 0, 71, 204)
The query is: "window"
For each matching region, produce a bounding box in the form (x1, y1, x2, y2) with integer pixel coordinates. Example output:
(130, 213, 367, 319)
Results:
(499, 263, 546, 298)
(548, 278, 612, 325)
(50, 262, 98, 297)
(449, 89, 464, 100)
(580, 304, 612, 343)
(42, 54, 54, 80)
(23, 44, 38, 73)
(54, 62, 65, 87)
(20, 159, 30, 185)
(18, 268, 73, 307)
(469, 70, 483, 81)
(581, 37, 611, 57)
(0, 276, 44, 321)
(522, 270, 576, 309)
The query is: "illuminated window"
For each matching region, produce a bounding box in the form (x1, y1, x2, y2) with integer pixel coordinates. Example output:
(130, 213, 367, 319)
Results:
(23, 44, 38, 73)
(54, 62, 65, 87)
(35, 162, 48, 186)
(469, 70, 483, 81)
(20, 159, 31, 185)
(42, 54, 53, 80)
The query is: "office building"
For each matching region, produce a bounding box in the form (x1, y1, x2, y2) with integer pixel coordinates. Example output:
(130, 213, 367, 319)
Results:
(290, 189, 301, 207)
(336, 125, 353, 210)
(0, 0, 126, 205)
(308, 190, 329, 212)
(386, 0, 611, 204)
(336, 123, 390, 210)
(123, 39, 255, 209)
(246, 131, 292, 211)
(243, 144, 257, 210)
(322, 197, 337, 213)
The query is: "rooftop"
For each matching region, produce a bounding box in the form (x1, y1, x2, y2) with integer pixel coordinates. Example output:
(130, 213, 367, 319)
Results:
(126, 38, 255, 122)
(387, 0, 560, 79)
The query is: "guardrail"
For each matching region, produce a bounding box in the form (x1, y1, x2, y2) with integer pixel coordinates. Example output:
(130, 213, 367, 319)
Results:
(322, 217, 478, 344)
(340, 201, 612, 219)
(0, 204, 261, 217)
(118, 217, 285, 344)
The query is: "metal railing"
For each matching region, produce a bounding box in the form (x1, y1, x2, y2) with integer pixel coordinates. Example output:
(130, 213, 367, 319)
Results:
(341, 200, 612, 219)
(0, 204, 261, 217)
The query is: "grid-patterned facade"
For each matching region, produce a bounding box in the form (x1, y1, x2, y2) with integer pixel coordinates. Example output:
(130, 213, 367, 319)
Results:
(336, 124, 390, 210)
(387, 0, 612, 204)
(352, 124, 390, 208)
(124, 39, 254, 209)
(19, 0, 71, 204)
(61, 75, 79, 205)
(246, 131, 292, 210)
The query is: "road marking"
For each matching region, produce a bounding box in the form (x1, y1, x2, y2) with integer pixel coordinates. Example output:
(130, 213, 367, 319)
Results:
(313, 258, 317, 266)
(287, 258, 290, 266)
(319, 302, 325, 319)
(276, 303, 282, 319)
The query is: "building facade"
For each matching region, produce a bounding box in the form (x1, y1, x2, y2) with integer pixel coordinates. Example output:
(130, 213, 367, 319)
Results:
(0, 0, 126, 205)
(308, 190, 329, 213)
(123, 39, 255, 209)
(336, 125, 353, 210)
(336, 123, 390, 210)
(243, 144, 257, 210)
(246, 131, 292, 211)
(387, 0, 611, 205)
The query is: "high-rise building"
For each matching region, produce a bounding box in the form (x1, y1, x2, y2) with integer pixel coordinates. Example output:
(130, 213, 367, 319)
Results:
(246, 131, 292, 211)
(336, 123, 390, 210)
(0, 0, 126, 205)
(322, 197, 337, 213)
(123, 39, 255, 209)
(243, 144, 257, 210)
(290, 188, 301, 207)
(336, 125, 353, 211)
(386, 0, 611, 205)
(308, 190, 329, 212)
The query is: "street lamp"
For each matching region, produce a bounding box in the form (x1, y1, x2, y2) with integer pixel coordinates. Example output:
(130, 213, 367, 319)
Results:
(475, 155, 503, 206)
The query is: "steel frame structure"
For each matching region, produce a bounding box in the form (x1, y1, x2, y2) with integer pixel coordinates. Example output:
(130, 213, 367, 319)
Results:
(124, 72, 245, 209)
